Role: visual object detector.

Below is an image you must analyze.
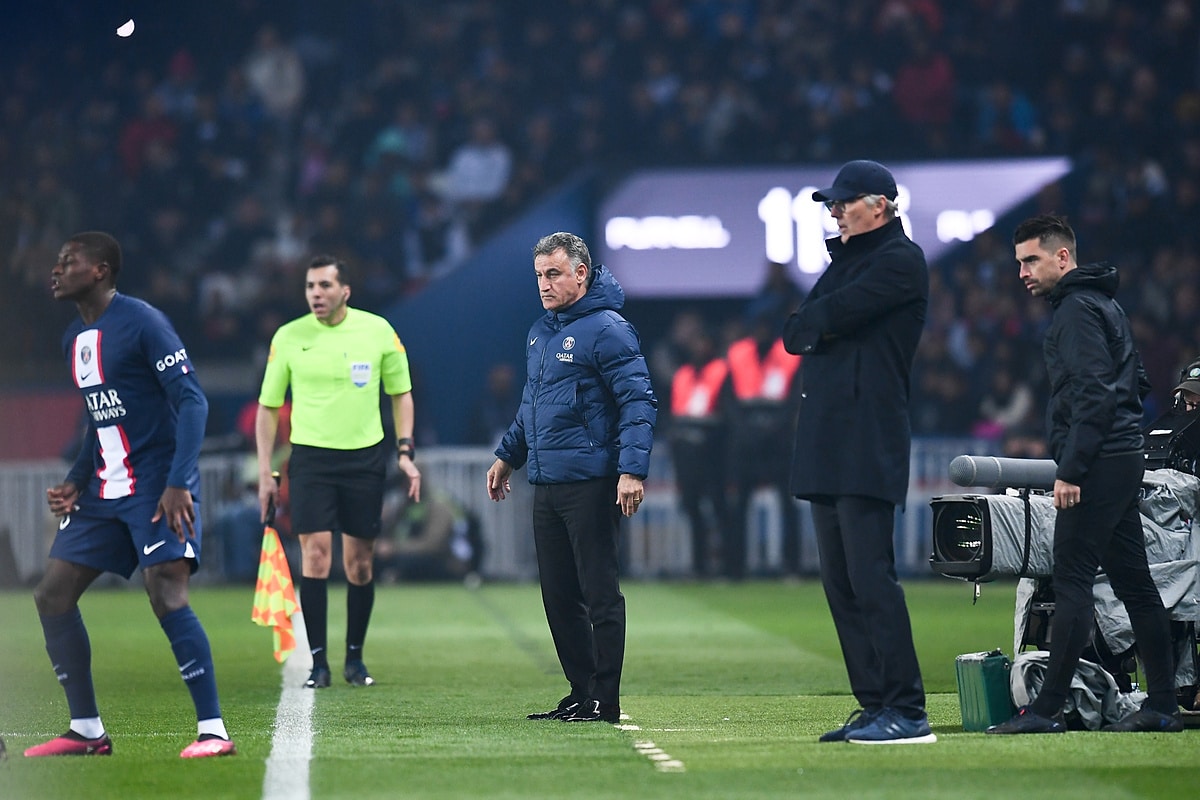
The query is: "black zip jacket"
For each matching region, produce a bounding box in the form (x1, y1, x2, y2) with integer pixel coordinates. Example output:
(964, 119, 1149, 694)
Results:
(1044, 262, 1149, 484)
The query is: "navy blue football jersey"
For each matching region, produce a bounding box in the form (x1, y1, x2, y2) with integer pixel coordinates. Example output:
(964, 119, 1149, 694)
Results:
(62, 293, 203, 500)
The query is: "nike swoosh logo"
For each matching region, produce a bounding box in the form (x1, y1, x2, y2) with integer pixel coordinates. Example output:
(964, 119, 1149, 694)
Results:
(59, 515, 71, 530)
(179, 659, 197, 672)
(530, 337, 537, 346)
(80, 371, 94, 380)
(143, 541, 167, 555)
(301, 345, 313, 351)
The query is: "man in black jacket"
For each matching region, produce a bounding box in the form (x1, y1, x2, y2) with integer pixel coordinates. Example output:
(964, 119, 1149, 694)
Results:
(783, 160, 934, 744)
(987, 214, 1181, 734)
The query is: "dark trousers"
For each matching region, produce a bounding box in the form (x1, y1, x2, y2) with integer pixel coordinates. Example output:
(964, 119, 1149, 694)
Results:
(533, 477, 625, 706)
(811, 495, 926, 717)
(1031, 451, 1177, 716)
(726, 432, 800, 579)
(727, 477, 801, 578)
(671, 430, 727, 576)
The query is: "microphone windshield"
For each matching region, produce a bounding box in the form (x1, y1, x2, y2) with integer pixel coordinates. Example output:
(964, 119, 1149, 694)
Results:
(948, 455, 1057, 490)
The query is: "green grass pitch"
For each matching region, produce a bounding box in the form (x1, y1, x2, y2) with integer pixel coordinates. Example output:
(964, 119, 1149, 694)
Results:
(2, 579, 1198, 799)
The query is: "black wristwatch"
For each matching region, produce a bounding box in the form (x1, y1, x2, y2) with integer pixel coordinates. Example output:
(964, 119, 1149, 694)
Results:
(396, 437, 415, 459)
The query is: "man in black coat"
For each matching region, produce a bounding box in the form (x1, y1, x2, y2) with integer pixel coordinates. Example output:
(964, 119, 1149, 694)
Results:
(783, 160, 934, 744)
(986, 214, 1181, 735)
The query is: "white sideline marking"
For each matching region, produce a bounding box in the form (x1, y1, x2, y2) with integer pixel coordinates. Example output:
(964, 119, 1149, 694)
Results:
(620, 721, 686, 773)
(262, 612, 314, 800)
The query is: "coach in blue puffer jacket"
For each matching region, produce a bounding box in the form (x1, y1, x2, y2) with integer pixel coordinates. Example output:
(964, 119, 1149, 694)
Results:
(488, 231, 657, 724)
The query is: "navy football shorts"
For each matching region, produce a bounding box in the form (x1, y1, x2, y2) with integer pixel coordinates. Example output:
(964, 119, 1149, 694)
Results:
(49, 491, 202, 579)
(287, 441, 386, 539)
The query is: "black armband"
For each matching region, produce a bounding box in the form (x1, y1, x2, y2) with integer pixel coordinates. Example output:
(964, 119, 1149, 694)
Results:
(396, 437, 415, 458)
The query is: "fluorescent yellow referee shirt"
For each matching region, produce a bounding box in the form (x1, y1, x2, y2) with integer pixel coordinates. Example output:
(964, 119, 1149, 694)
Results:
(258, 307, 412, 450)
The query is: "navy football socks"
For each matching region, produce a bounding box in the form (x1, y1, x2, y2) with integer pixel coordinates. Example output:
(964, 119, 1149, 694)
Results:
(40, 607, 100, 719)
(160, 605, 222, 721)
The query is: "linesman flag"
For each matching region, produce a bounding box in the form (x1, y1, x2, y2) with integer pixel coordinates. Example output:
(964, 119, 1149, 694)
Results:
(251, 486, 298, 662)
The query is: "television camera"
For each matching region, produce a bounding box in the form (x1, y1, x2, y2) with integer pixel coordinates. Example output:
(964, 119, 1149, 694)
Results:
(928, 403, 1200, 706)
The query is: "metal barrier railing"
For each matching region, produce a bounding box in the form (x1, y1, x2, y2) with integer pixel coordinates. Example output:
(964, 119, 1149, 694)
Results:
(0, 455, 247, 585)
(0, 438, 987, 585)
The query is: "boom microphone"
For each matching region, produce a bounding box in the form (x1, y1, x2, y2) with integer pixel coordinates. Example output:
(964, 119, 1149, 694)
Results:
(948, 455, 1058, 490)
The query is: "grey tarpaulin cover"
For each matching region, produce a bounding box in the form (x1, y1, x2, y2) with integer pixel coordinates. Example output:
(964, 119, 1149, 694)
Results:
(981, 492, 1059, 579)
(1010, 651, 1143, 730)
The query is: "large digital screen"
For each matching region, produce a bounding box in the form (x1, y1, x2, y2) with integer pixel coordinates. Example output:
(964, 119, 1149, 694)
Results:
(597, 158, 1072, 297)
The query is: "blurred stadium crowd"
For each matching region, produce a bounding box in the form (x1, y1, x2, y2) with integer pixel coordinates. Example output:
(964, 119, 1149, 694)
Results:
(2, 0, 1200, 450)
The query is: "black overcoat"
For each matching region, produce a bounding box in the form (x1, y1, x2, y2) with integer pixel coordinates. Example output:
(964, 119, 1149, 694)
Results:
(782, 218, 928, 506)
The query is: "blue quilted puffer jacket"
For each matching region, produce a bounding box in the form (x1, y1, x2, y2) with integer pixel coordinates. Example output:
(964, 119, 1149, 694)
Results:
(495, 264, 657, 484)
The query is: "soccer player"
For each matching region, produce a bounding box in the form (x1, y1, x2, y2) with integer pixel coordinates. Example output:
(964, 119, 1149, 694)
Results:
(26, 231, 235, 758)
(255, 255, 421, 690)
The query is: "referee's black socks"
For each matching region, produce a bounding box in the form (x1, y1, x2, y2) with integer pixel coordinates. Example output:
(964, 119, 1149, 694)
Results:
(346, 580, 375, 663)
(301, 577, 329, 668)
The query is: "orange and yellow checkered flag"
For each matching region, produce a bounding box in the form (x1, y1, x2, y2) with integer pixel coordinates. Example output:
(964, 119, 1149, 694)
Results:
(251, 520, 299, 663)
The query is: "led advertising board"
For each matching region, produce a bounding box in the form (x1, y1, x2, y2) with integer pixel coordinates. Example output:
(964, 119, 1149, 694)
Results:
(597, 158, 1072, 297)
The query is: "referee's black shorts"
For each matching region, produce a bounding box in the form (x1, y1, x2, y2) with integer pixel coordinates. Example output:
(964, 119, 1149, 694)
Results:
(287, 440, 387, 539)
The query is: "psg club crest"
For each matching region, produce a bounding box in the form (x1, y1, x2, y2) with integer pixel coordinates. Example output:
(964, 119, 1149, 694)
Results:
(80, 346, 92, 364)
(350, 362, 371, 388)
(562, 336, 575, 350)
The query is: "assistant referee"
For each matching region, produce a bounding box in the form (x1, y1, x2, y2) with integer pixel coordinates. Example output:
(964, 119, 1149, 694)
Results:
(256, 255, 421, 690)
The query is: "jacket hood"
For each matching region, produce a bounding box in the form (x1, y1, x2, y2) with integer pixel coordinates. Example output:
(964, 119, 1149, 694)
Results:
(547, 263, 625, 326)
(1049, 261, 1118, 306)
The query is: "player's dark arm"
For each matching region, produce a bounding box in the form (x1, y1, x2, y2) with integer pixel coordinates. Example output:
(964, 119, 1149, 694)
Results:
(45, 421, 94, 517)
(155, 376, 209, 539)
(165, 376, 208, 489)
(64, 423, 97, 493)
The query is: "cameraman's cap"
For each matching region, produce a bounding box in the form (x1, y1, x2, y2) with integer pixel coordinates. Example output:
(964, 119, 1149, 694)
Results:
(1174, 359, 1200, 395)
(812, 159, 898, 203)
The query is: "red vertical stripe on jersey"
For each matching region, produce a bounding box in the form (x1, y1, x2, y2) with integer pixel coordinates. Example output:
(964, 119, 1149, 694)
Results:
(94, 329, 105, 384)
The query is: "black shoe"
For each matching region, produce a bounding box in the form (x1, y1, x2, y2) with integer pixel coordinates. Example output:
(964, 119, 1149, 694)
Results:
(304, 665, 331, 689)
(527, 696, 582, 720)
(985, 706, 1066, 734)
(343, 660, 375, 687)
(563, 699, 620, 723)
(1101, 706, 1184, 732)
